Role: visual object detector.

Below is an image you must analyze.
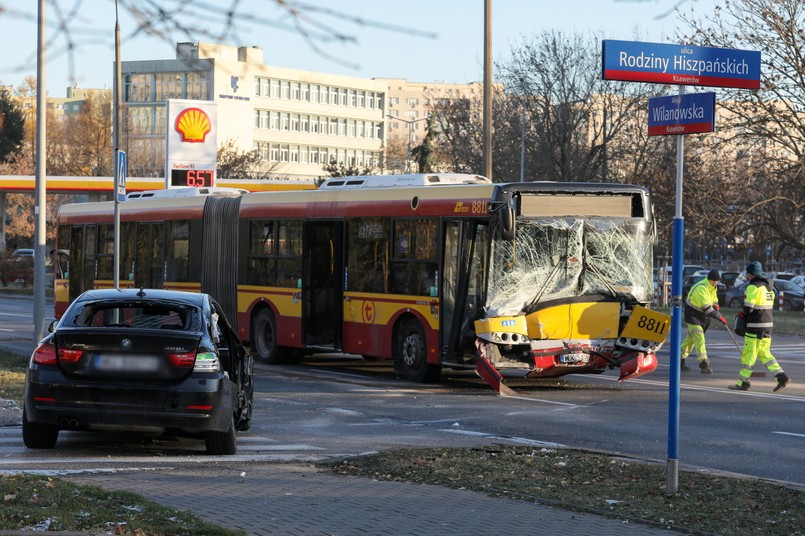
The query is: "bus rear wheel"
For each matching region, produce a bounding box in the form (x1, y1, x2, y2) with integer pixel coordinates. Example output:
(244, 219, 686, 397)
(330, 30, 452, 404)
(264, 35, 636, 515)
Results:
(396, 319, 441, 383)
(251, 308, 290, 364)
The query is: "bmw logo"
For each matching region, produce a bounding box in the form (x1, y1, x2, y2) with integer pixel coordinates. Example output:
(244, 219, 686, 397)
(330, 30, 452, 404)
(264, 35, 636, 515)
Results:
(121, 339, 132, 349)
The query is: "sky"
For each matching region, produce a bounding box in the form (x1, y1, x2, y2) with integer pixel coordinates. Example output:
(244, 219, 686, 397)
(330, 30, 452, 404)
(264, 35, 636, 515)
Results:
(0, 0, 718, 96)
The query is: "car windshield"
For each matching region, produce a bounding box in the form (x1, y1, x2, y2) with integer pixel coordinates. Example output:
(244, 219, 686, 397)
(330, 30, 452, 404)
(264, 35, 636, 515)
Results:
(487, 218, 653, 316)
(67, 301, 199, 330)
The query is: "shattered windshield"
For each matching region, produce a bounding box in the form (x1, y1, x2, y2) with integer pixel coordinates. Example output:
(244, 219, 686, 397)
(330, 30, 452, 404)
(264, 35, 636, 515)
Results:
(486, 218, 653, 317)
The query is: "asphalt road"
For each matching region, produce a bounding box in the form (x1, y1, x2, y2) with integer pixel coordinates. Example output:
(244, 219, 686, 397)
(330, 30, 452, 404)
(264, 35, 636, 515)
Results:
(2, 293, 804, 491)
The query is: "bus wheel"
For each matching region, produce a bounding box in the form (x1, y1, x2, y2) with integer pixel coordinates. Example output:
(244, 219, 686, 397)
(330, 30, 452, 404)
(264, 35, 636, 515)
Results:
(396, 319, 441, 383)
(251, 308, 289, 364)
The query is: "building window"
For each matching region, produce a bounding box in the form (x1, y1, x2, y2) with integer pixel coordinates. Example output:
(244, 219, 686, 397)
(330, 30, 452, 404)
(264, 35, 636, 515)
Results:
(389, 96, 399, 105)
(281, 81, 290, 99)
(328, 118, 338, 136)
(271, 79, 280, 98)
(406, 97, 419, 105)
(347, 120, 356, 137)
(358, 91, 366, 108)
(338, 118, 347, 137)
(254, 77, 261, 96)
(301, 83, 309, 101)
(301, 115, 309, 132)
(300, 146, 309, 164)
(270, 144, 279, 161)
(280, 145, 289, 162)
(388, 109, 398, 118)
(311, 85, 319, 103)
(310, 147, 319, 164)
(291, 114, 300, 131)
(291, 82, 300, 100)
(270, 111, 280, 130)
(329, 86, 338, 105)
(310, 115, 319, 134)
(260, 78, 270, 96)
(281, 112, 290, 131)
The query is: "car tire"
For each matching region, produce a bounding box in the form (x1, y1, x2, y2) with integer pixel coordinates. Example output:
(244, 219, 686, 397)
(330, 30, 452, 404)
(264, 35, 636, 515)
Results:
(22, 409, 59, 449)
(205, 418, 237, 455)
(395, 318, 441, 383)
(251, 308, 290, 364)
(729, 298, 743, 309)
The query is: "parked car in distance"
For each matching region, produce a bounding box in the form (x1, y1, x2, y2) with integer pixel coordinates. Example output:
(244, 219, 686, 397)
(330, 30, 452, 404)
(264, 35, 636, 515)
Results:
(770, 272, 797, 281)
(682, 274, 727, 306)
(23, 288, 254, 455)
(790, 275, 805, 289)
(720, 271, 742, 289)
(725, 279, 805, 312)
(11, 248, 34, 258)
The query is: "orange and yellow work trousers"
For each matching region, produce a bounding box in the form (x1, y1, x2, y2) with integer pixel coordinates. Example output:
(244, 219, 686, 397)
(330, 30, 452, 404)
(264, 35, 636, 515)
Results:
(681, 324, 709, 363)
(738, 333, 783, 384)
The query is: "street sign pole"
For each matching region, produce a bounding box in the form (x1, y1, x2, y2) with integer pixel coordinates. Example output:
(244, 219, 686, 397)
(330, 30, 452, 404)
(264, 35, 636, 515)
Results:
(666, 86, 686, 494)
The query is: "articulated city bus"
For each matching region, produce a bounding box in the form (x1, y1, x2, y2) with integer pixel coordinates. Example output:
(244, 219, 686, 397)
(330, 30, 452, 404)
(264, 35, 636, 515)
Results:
(54, 174, 667, 393)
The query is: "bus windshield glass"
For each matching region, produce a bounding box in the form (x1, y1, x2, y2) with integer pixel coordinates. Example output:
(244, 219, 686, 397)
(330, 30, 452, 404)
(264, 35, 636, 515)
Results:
(486, 218, 653, 317)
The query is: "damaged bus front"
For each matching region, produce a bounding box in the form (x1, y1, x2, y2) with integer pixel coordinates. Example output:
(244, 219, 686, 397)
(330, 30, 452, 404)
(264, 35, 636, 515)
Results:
(468, 183, 668, 393)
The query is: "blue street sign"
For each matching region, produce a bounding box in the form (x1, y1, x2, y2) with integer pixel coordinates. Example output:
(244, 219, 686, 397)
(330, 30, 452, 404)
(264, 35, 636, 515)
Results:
(116, 150, 127, 203)
(602, 40, 761, 89)
(648, 92, 716, 136)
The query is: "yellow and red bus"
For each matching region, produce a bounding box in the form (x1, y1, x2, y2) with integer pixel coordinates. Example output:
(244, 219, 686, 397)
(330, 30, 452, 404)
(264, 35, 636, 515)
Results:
(54, 175, 667, 392)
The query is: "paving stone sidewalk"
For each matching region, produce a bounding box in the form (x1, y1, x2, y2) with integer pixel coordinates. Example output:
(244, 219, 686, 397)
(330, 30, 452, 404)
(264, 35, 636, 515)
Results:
(63, 463, 681, 536)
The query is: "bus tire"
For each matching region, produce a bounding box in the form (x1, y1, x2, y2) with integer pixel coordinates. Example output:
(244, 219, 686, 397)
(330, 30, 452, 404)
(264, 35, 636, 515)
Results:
(396, 319, 441, 383)
(251, 308, 290, 364)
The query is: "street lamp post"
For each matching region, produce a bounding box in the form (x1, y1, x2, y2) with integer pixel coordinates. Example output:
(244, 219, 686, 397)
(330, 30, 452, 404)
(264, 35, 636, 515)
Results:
(387, 115, 429, 173)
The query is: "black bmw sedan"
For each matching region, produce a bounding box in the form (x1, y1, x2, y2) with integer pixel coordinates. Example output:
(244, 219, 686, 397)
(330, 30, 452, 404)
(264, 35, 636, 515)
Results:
(23, 288, 253, 455)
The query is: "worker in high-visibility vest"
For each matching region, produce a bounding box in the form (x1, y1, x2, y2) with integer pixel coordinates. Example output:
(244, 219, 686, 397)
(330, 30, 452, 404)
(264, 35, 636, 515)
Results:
(729, 261, 791, 392)
(680, 269, 725, 373)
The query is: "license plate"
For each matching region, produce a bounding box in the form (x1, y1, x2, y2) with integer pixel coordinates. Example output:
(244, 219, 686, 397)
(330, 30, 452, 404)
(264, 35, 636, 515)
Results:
(96, 354, 160, 372)
(560, 352, 587, 364)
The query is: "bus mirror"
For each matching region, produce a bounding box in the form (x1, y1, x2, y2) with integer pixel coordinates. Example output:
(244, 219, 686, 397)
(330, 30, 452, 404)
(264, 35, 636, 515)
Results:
(501, 205, 515, 240)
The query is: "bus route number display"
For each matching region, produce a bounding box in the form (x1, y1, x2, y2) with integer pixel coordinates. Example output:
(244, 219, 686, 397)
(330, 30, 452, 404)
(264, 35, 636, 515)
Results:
(171, 169, 215, 188)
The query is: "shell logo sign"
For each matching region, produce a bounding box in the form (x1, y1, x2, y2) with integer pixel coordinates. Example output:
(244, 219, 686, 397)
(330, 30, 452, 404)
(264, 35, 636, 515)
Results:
(174, 107, 212, 143)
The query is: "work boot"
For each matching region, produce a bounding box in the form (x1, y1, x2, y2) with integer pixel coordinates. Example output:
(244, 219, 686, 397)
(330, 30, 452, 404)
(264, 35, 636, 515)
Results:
(729, 381, 750, 391)
(681, 359, 691, 372)
(699, 360, 713, 374)
(773, 372, 791, 393)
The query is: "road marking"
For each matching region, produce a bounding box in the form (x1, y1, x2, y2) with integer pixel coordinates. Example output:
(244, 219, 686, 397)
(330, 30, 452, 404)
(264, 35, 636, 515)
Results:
(772, 431, 805, 439)
(590, 375, 805, 401)
(440, 428, 565, 448)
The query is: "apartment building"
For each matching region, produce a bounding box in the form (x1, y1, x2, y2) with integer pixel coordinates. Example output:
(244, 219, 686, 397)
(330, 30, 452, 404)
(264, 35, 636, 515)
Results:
(379, 78, 483, 172)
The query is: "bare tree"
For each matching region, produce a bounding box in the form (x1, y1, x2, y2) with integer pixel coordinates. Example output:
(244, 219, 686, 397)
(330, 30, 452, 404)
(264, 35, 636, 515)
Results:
(679, 0, 805, 263)
(217, 138, 263, 179)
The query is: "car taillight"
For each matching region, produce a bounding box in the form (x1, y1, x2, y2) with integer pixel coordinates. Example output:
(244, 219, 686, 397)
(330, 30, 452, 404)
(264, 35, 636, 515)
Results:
(32, 343, 57, 365)
(168, 352, 196, 367)
(193, 351, 221, 373)
(58, 348, 84, 363)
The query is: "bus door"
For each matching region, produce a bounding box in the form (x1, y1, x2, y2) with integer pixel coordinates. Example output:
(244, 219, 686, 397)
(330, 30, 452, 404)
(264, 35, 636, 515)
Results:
(68, 224, 96, 303)
(303, 221, 344, 349)
(441, 219, 486, 362)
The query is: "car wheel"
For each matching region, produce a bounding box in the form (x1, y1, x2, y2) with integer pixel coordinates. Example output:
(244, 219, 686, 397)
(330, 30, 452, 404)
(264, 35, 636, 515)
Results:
(251, 308, 290, 364)
(729, 298, 743, 309)
(22, 409, 59, 449)
(205, 418, 237, 455)
(395, 318, 441, 383)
